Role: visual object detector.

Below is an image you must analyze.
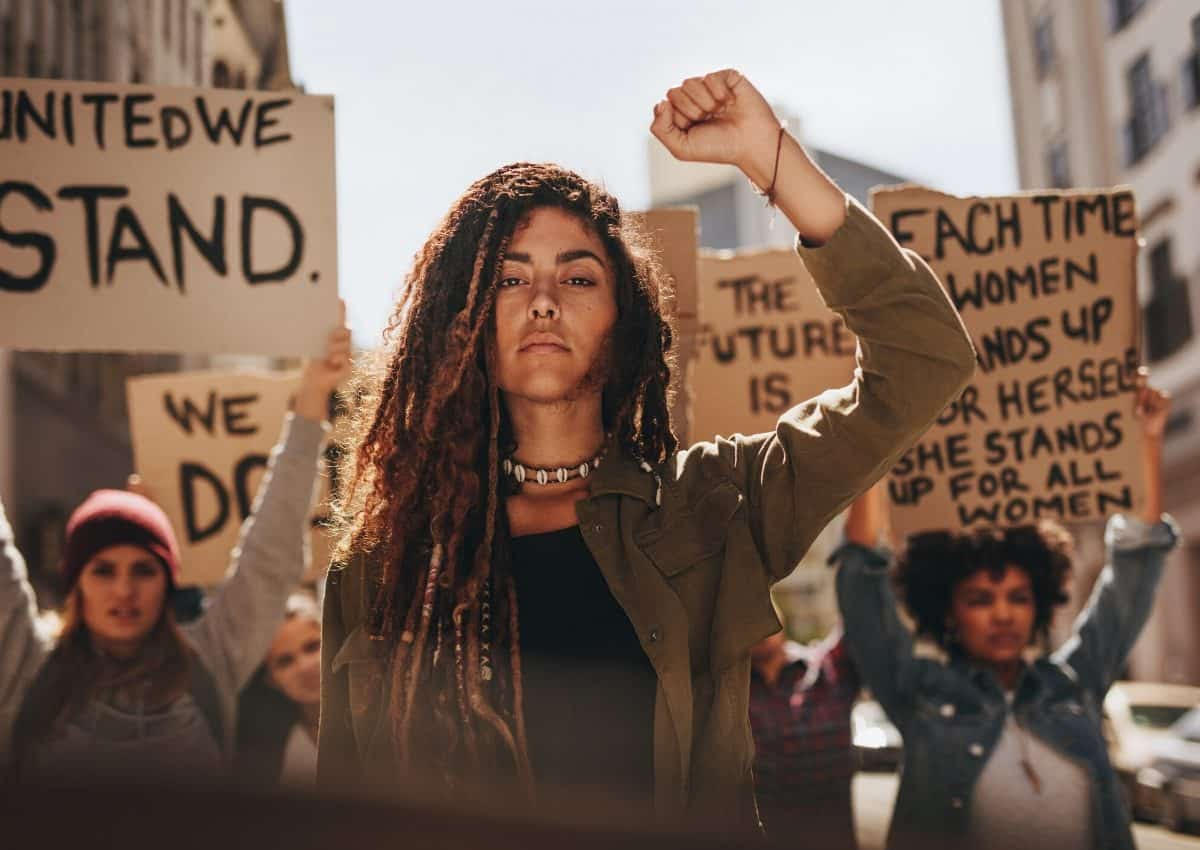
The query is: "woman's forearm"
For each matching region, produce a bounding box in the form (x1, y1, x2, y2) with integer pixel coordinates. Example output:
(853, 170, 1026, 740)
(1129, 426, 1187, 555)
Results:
(845, 483, 890, 549)
(738, 130, 847, 245)
(1141, 436, 1163, 525)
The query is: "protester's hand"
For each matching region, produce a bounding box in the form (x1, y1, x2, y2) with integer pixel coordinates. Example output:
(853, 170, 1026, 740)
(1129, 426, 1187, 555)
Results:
(295, 300, 352, 423)
(1135, 369, 1170, 441)
(1134, 368, 1168, 524)
(650, 70, 779, 171)
(844, 481, 891, 549)
(126, 474, 156, 503)
(650, 69, 846, 245)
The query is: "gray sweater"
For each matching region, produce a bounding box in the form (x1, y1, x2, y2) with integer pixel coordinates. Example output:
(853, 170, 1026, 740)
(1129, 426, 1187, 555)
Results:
(0, 413, 326, 778)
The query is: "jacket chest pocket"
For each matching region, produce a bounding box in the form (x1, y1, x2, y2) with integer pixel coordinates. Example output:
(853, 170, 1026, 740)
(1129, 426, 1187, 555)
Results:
(636, 482, 743, 574)
(913, 694, 989, 736)
(330, 625, 389, 761)
(1038, 698, 1105, 762)
(635, 482, 746, 670)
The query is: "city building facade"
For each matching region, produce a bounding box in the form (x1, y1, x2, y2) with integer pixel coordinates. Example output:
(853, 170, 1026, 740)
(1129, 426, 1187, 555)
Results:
(1001, 0, 1199, 684)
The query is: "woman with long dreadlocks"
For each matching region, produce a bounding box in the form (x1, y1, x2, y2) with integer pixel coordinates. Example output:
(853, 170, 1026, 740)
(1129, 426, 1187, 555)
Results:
(319, 69, 977, 828)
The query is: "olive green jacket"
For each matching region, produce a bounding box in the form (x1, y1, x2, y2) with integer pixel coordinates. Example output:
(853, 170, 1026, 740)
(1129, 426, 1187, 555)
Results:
(318, 196, 977, 826)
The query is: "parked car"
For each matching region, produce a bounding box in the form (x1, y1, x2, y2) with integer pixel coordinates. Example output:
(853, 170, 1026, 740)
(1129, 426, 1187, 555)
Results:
(852, 699, 902, 772)
(1103, 681, 1200, 820)
(1135, 707, 1200, 834)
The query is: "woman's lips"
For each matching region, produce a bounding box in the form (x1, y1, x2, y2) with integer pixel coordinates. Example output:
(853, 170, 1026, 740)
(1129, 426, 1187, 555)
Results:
(519, 332, 568, 352)
(521, 343, 568, 354)
(987, 633, 1023, 648)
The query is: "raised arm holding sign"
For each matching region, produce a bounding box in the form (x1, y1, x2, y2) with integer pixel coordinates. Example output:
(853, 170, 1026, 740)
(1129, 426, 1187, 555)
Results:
(0, 309, 349, 780)
(126, 306, 350, 587)
(834, 372, 1176, 850)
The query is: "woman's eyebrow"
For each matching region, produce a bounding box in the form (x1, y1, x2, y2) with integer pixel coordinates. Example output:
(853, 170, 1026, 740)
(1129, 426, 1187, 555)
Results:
(556, 249, 606, 267)
(505, 249, 607, 268)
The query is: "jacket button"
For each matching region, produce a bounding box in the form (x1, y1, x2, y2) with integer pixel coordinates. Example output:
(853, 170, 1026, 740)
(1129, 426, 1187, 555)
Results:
(968, 743, 984, 758)
(649, 629, 661, 643)
(951, 797, 964, 809)
(940, 703, 957, 718)
(592, 523, 604, 534)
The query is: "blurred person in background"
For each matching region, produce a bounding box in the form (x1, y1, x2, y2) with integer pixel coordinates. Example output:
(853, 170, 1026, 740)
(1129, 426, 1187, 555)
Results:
(749, 600, 860, 849)
(0, 317, 349, 783)
(235, 591, 322, 789)
(833, 378, 1177, 850)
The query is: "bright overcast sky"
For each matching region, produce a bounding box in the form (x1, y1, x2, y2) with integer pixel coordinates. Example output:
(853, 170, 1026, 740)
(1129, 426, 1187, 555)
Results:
(285, 0, 1019, 346)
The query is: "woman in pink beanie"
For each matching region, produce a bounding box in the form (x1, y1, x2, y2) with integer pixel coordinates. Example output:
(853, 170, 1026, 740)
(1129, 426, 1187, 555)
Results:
(0, 312, 350, 784)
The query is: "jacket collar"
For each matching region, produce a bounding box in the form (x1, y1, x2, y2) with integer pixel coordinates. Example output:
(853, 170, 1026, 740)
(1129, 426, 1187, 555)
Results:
(947, 652, 1047, 703)
(584, 441, 660, 506)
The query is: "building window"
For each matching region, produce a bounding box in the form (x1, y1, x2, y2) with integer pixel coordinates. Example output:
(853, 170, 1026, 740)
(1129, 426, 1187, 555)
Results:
(235, 68, 247, 89)
(212, 59, 230, 88)
(30, 0, 48, 77)
(1184, 15, 1200, 112)
(193, 9, 203, 83)
(1033, 14, 1055, 79)
(71, 0, 85, 80)
(1143, 238, 1193, 362)
(91, 4, 105, 80)
(1, 15, 14, 77)
(1047, 141, 1071, 188)
(53, 0, 69, 79)
(179, 0, 187, 63)
(1108, 0, 1147, 34)
(1123, 53, 1170, 166)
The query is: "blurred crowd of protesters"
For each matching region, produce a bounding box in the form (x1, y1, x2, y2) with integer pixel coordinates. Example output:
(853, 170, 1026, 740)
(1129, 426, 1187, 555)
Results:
(0, 69, 1187, 850)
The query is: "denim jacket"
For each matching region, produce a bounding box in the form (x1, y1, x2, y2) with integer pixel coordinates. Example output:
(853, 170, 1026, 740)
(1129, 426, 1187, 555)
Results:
(833, 514, 1179, 850)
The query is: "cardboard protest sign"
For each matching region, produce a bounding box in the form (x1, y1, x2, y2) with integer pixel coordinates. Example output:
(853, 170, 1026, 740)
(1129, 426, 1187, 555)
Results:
(871, 186, 1144, 536)
(689, 248, 857, 442)
(631, 208, 700, 442)
(0, 78, 337, 357)
(631, 208, 700, 319)
(127, 370, 335, 587)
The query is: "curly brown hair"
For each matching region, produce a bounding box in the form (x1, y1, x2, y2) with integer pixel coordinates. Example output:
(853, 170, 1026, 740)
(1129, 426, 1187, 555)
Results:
(894, 521, 1074, 650)
(333, 163, 677, 791)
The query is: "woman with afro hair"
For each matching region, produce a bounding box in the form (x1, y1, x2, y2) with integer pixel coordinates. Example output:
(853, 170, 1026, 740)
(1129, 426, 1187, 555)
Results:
(834, 376, 1178, 850)
(318, 69, 977, 830)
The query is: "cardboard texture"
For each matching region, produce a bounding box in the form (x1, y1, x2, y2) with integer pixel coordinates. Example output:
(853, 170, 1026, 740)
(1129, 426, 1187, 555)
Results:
(631, 208, 699, 443)
(871, 185, 1144, 536)
(0, 78, 338, 357)
(126, 369, 335, 587)
(689, 247, 857, 443)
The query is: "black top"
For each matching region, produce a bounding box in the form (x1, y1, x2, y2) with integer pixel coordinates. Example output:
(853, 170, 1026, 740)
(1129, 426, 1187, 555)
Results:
(510, 525, 657, 808)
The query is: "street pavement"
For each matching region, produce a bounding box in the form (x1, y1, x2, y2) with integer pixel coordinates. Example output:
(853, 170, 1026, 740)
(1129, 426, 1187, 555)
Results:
(852, 772, 1200, 850)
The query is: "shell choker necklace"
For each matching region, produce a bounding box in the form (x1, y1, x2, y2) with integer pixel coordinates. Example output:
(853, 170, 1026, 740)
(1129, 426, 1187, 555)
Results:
(501, 452, 604, 486)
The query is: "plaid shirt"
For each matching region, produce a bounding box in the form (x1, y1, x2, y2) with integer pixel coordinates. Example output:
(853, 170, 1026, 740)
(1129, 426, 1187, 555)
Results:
(749, 631, 860, 847)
